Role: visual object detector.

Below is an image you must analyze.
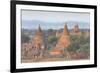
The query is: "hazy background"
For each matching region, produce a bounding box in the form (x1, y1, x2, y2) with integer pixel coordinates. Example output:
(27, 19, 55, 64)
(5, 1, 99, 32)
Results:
(21, 10, 90, 30)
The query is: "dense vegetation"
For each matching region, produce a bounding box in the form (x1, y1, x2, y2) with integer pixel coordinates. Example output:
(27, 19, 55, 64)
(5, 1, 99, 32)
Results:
(64, 33, 90, 59)
(48, 35, 58, 43)
(21, 33, 30, 43)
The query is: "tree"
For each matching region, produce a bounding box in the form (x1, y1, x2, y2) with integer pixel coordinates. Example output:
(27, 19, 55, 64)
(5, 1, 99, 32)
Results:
(48, 35, 58, 43)
(21, 33, 30, 43)
(66, 42, 80, 52)
(66, 33, 90, 53)
(79, 43, 90, 53)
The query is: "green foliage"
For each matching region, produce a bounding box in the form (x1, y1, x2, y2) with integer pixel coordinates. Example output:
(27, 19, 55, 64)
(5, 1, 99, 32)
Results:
(65, 34, 90, 53)
(48, 35, 58, 43)
(79, 36, 90, 45)
(66, 42, 80, 52)
(79, 43, 90, 53)
(70, 35, 80, 41)
(21, 33, 30, 43)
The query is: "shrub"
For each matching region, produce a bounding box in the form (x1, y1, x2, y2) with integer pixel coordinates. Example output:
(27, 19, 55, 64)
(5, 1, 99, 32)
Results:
(65, 34, 90, 53)
(21, 33, 30, 43)
(66, 42, 80, 52)
(48, 35, 58, 43)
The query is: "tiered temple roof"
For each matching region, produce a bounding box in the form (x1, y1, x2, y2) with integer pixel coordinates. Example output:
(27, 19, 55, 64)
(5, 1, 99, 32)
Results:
(49, 23, 71, 55)
(22, 25, 46, 59)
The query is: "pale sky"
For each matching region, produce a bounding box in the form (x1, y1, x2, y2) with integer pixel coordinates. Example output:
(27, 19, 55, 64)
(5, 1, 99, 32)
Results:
(22, 10, 90, 23)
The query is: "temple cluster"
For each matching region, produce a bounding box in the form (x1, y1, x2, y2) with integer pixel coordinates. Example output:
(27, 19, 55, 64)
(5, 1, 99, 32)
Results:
(21, 22, 84, 61)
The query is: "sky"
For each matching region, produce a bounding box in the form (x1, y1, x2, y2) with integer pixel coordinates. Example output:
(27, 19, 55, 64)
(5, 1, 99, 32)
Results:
(21, 10, 90, 30)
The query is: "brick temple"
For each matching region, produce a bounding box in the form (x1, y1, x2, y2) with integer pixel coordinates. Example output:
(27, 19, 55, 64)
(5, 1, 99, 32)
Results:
(22, 25, 46, 59)
(49, 23, 71, 55)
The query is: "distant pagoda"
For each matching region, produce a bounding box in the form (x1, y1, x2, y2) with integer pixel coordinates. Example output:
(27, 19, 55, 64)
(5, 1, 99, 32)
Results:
(72, 24, 79, 33)
(71, 23, 82, 36)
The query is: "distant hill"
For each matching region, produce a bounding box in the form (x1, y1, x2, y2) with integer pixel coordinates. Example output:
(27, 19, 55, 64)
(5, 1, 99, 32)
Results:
(22, 20, 90, 30)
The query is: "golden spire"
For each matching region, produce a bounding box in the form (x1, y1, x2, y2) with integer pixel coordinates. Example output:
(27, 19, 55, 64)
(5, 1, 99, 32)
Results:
(38, 24, 42, 32)
(63, 22, 69, 35)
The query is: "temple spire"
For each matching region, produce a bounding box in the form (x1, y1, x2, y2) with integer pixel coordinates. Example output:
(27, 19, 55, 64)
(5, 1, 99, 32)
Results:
(38, 24, 42, 32)
(34, 24, 42, 36)
(63, 22, 69, 35)
(49, 23, 70, 55)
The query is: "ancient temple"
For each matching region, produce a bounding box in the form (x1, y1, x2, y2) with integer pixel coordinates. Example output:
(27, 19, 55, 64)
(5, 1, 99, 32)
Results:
(22, 25, 46, 59)
(71, 23, 82, 36)
(32, 25, 45, 49)
(31, 25, 46, 58)
(72, 24, 79, 33)
(49, 23, 71, 55)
